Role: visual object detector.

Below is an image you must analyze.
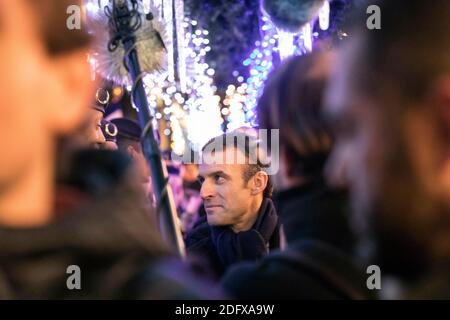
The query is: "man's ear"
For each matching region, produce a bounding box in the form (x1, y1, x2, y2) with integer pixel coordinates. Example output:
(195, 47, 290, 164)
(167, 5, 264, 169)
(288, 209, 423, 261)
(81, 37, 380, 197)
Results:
(45, 49, 95, 134)
(251, 171, 269, 195)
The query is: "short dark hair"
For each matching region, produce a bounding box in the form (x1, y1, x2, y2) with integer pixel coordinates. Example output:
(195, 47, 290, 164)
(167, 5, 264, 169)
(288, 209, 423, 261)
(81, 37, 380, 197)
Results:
(202, 130, 273, 198)
(257, 52, 333, 180)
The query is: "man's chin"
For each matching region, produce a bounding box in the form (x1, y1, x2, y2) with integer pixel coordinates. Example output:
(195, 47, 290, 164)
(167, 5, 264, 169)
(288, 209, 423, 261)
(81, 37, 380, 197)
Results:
(206, 213, 227, 227)
(206, 217, 223, 226)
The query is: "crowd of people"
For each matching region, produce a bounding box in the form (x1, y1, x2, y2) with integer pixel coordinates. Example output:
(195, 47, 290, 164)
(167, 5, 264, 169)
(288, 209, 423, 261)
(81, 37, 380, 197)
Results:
(0, 0, 448, 299)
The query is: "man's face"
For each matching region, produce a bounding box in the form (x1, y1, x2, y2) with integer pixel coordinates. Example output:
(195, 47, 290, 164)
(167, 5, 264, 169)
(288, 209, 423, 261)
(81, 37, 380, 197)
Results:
(199, 148, 254, 228)
(85, 109, 106, 149)
(325, 37, 449, 277)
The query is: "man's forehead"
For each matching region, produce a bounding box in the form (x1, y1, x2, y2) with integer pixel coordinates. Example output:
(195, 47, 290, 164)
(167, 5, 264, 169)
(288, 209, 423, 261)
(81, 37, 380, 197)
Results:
(199, 148, 245, 174)
(202, 146, 248, 163)
(198, 162, 241, 176)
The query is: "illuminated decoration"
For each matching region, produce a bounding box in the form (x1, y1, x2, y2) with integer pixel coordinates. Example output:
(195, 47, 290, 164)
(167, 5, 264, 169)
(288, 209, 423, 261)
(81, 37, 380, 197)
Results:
(223, 84, 247, 132)
(85, 0, 223, 155)
(262, 0, 326, 33)
(163, 0, 175, 82)
(142, 16, 223, 155)
(177, 18, 223, 152)
(223, 3, 329, 128)
(318, 0, 330, 31)
(85, 0, 332, 154)
(223, 13, 278, 129)
(277, 29, 295, 60)
(174, 0, 187, 93)
(301, 23, 313, 52)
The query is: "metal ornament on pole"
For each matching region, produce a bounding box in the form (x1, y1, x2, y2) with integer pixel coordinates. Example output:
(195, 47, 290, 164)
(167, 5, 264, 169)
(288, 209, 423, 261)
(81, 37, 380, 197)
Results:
(106, 0, 185, 258)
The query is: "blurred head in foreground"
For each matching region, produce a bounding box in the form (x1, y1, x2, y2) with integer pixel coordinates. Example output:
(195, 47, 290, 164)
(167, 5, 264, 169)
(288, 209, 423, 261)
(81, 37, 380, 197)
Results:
(258, 51, 335, 190)
(324, 0, 450, 282)
(256, 51, 359, 254)
(0, 0, 93, 226)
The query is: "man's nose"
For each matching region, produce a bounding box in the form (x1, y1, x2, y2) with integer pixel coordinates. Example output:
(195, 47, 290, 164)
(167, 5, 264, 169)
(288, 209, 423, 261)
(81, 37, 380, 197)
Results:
(200, 180, 214, 200)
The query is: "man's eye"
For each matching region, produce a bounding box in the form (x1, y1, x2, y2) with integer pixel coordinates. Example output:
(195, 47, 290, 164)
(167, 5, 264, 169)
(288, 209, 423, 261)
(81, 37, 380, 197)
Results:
(198, 177, 205, 184)
(214, 175, 225, 183)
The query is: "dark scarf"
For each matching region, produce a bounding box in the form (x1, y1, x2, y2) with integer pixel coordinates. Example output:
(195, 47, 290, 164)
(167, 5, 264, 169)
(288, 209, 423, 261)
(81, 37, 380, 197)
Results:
(210, 198, 280, 268)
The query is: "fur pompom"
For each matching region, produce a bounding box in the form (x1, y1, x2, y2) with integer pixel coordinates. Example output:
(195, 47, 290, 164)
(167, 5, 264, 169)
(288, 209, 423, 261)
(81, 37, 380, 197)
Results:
(91, 3, 169, 86)
(262, 0, 326, 32)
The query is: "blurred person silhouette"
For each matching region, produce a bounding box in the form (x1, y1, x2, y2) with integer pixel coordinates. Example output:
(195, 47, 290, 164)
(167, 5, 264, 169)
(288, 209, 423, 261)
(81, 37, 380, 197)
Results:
(179, 163, 205, 234)
(0, 0, 217, 299)
(86, 88, 108, 148)
(324, 0, 450, 299)
(185, 130, 280, 279)
(110, 118, 150, 183)
(66, 87, 108, 150)
(110, 117, 154, 206)
(165, 161, 202, 236)
(221, 52, 371, 299)
(173, 163, 203, 236)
